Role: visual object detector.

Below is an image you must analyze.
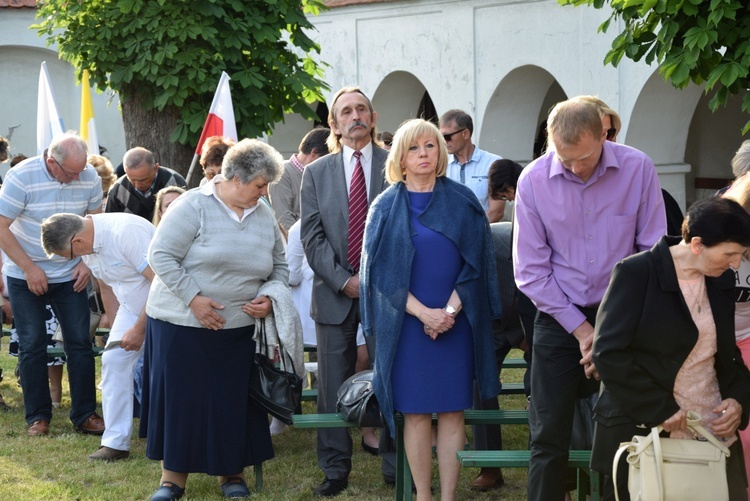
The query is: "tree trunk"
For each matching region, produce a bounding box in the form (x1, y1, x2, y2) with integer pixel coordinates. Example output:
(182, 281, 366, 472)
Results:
(120, 85, 194, 178)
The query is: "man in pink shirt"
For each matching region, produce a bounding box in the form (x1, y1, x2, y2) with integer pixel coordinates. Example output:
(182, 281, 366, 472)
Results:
(513, 97, 667, 500)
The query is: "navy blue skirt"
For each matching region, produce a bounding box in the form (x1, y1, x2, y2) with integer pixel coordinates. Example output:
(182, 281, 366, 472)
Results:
(139, 317, 273, 474)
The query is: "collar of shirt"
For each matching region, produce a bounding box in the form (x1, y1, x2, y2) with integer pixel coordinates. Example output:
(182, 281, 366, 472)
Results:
(342, 142, 373, 195)
(200, 174, 258, 222)
(289, 154, 305, 173)
(449, 144, 482, 167)
(135, 174, 159, 198)
(89, 215, 104, 254)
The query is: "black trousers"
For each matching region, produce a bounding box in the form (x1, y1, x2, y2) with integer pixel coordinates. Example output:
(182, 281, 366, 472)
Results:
(527, 309, 599, 501)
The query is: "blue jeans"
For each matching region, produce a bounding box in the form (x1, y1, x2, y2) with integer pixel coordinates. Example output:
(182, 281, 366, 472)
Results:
(8, 277, 97, 426)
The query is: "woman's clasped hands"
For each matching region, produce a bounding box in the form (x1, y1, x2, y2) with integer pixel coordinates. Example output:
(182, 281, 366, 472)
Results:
(422, 307, 455, 340)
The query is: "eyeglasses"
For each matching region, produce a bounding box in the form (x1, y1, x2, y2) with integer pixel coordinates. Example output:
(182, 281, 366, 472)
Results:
(52, 156, 86, 178)
(69, 234, 75, 260)
(442, 128, 467, 142)
(605, 128, 617, 141)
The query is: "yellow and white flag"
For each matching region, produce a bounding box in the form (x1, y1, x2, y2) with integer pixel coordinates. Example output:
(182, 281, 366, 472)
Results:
(79, 70, 99, 155)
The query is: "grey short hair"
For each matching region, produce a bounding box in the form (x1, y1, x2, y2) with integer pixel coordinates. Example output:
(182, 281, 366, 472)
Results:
(49, 133, 88, 164)
(732, 140, 750, 179)
(123, 147, 156, 171)
(222, 139, 283, 184)
(41, 213, 86, 258)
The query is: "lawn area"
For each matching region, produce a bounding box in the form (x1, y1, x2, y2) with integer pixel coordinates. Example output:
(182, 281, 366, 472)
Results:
(0, 340, 532, 500)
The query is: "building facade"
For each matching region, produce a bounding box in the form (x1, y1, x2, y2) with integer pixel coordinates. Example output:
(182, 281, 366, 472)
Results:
(2, 0, 745, 207)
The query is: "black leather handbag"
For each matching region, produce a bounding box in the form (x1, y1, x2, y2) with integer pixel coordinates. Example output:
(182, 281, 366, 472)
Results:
(248, 319, 303, 425)
(336, 370, 384, 427)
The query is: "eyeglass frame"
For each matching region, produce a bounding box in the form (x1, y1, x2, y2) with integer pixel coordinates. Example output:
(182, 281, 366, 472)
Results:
(442, 128, 467, 142)
(69, 234, 76, 260)
(51, 155, 87, 178)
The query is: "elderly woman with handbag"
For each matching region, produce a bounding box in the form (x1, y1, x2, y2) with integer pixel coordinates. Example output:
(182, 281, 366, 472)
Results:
(591, 196, 750, 501)
(360, 119, 501, 501)
(140, 139, 288, 501)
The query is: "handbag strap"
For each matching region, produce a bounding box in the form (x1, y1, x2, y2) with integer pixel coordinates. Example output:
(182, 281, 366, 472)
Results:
(257, 317, 297, 376)
(612, 442, 630, 501)
(650, 426, 665, 501)
(685, 411, 731, 456)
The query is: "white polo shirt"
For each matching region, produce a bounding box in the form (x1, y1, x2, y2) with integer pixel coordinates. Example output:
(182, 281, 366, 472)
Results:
(82, 213, 154, 322)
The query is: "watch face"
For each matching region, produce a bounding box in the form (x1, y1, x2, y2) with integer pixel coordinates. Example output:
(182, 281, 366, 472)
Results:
(445, 305, 456, 315)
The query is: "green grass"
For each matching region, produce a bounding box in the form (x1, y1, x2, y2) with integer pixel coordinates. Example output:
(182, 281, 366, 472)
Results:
(0, 341, 532, 500)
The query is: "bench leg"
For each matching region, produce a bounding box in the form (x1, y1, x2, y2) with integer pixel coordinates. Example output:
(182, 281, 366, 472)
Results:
(589, 469, 601, 501)
(576, 468, 586, 501)
(254, 462, 263, 492)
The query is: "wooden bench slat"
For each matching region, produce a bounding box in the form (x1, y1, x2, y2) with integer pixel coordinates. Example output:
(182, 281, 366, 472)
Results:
(292, 413, 358, 428)
(293, 409, 530, 429)
(457, 449, 591, 468)
(47, 347, 104, 357)
(299, 383, 523, 403)
(500, 358, 527, 369)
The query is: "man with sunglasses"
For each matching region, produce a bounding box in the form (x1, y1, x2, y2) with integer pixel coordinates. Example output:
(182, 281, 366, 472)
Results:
(513, 97, 666, 501)
(439, 109, 504, 223)
(0, 132, 105, 437)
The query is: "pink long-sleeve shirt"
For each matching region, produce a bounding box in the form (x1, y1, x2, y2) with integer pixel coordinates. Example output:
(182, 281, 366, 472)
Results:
(513, 140, 667, 333)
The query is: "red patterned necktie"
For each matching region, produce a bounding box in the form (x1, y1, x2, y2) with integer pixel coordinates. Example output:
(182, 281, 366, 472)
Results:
(348, 151, 367, 272)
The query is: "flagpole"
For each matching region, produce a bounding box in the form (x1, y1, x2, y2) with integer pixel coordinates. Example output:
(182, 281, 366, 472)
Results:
(185, 153, 200, 186)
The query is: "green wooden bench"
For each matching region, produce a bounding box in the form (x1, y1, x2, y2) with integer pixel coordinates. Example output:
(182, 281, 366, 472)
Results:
(293, 409, 530, 500)
(47, 346, 105, 358)
(299, 382, 525, 404)
(456, 449, 599, 501)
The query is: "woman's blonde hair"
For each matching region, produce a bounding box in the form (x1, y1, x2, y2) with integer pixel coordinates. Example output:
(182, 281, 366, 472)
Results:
(87, 154, 117, 195)
(385, 119, 448, 185)
(152, 186, 186, 227)
(578, 95, 622, 140)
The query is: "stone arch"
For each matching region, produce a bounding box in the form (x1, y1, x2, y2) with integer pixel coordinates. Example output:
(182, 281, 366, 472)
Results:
(628, 70, 747, 208)
(372, 71, 435, 135)
(480, 65, 566, 164)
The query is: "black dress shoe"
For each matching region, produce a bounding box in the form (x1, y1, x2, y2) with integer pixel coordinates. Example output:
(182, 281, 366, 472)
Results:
(383, 475, 419, 493)
(313, 478, 348, 497)
(361, 437, 379, 456)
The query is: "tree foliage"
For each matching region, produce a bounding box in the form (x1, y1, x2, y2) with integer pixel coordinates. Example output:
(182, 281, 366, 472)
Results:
(34, 0, 329, 148)
(558, 0, 750, 133)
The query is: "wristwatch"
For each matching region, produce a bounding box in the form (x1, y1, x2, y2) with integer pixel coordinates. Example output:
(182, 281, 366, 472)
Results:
(444, 305, 457, 316)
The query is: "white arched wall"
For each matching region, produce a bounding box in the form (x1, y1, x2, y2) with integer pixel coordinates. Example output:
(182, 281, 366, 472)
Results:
(372, 72, 430, 135)
(0, 44, 126, 176)
(685, 90, 748, 203)
(627, 71, 704, 211)
(480, 65, 564, 164)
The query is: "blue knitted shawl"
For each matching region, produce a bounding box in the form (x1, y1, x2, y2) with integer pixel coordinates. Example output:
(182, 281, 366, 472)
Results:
(360, 176, 502, 436)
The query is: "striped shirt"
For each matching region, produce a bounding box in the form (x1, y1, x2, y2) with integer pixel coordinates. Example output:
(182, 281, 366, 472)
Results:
(0, 154, 102, 282)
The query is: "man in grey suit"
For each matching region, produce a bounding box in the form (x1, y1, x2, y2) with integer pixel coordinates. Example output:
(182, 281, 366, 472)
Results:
(301, 86, 393, 497)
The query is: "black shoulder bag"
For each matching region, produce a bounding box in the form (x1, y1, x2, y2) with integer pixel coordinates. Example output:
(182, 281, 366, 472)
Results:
(248, 319, 303, 425)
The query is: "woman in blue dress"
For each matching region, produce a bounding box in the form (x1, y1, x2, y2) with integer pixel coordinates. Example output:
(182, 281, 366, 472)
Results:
(360, 119, 501, 500)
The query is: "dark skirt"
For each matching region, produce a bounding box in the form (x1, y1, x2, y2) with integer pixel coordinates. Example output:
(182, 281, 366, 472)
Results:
(139, 317, 273, 475)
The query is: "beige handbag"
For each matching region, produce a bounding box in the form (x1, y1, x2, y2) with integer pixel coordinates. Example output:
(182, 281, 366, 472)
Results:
(613, 411, 730, 501)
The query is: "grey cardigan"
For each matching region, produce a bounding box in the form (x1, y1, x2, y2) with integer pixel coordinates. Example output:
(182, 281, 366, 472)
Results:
(146, 185, 288, 329)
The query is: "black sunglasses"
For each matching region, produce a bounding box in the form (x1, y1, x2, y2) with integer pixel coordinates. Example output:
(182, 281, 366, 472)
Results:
(605, 127, 617, 141)
(442, 128, 467, 142)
